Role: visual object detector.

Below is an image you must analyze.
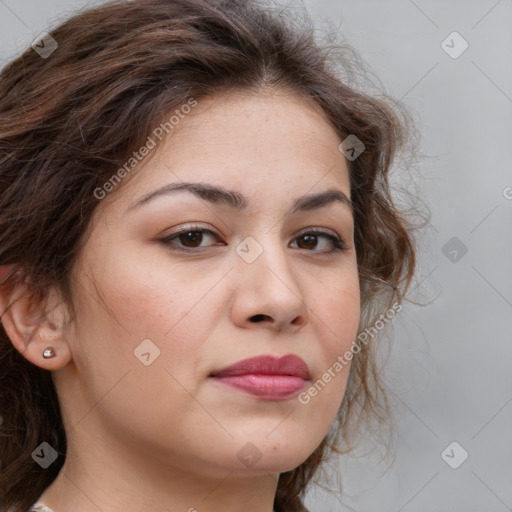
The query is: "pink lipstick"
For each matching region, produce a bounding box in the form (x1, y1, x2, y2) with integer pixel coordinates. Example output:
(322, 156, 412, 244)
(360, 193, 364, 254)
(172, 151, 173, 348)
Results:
(209, 354, 310, 399)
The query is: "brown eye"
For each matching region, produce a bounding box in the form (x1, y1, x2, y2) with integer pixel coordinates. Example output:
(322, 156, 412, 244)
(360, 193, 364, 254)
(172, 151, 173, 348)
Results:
(178, 230, 205, 248)
(296, 234, 318, 250)
(159, 224, 222, 251)
(158, 225, 346, 255)
(291, 230, 347, 254)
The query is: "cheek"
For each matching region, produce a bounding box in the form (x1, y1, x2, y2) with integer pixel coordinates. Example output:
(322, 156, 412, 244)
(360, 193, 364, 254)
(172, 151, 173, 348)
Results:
(76, 244, 193, 338)
(315, 270, 361, 350)
(71, 248, 220, 389)
(308, 269, 360, 406)
(66, 267, 214, 432)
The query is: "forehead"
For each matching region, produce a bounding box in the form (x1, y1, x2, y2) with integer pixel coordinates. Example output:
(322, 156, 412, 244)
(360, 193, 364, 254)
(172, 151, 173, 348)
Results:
(168, 88, 345, 163)
(100, 88, 351, 215)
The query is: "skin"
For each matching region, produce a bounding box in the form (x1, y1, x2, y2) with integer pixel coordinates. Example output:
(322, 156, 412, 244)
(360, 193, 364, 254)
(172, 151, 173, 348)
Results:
(0, 88, 360, 512)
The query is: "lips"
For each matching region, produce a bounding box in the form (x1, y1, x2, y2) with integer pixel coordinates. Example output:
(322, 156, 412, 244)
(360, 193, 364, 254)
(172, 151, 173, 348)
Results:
(209, 354, 310, 399)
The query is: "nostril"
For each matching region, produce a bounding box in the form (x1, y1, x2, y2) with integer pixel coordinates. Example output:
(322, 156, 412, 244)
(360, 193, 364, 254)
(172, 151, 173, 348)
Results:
(250, 314, 268, 323)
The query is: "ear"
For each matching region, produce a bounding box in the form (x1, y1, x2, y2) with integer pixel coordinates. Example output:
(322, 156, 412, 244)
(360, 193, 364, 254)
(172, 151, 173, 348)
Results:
(0, 265, 72, 371)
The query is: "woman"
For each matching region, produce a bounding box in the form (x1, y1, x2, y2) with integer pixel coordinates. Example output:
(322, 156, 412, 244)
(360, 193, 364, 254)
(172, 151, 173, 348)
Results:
(0, 0, 419, 511)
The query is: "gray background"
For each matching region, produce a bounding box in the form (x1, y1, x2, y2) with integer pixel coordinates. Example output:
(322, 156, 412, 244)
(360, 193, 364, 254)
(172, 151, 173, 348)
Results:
(0, 1, 511, 511)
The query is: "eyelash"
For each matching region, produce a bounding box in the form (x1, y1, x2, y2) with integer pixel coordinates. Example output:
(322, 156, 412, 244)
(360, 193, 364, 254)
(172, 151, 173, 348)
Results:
(158, 223, 348, 255)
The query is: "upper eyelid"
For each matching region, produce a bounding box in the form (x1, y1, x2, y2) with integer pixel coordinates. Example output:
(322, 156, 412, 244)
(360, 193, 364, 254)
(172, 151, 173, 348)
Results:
(166, 224, 343, 239)
(162, 224, 347, 249)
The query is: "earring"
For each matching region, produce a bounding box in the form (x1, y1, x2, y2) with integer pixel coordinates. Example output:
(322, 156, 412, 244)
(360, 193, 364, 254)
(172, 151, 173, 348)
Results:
(42, 346, 56, 359)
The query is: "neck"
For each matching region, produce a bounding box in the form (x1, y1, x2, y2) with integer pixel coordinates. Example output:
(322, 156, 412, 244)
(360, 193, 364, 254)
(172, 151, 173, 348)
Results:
(37, 425, 280, 512)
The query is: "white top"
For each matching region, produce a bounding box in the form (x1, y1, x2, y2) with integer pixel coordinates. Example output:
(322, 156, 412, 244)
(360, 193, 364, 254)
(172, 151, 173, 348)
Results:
(31, 503, 277, 512)
(30, 506, 56, 512)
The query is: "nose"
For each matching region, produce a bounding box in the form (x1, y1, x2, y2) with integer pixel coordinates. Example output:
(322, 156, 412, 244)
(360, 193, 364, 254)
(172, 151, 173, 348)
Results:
(230, 235, 309, 332)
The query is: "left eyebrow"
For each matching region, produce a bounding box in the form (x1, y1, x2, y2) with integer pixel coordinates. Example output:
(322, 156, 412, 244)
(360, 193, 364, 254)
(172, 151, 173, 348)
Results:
(126, 181, 353, 215)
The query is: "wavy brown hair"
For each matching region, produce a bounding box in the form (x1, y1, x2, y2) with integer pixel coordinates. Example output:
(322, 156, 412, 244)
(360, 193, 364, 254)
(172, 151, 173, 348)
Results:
(0, 0, 422, 510)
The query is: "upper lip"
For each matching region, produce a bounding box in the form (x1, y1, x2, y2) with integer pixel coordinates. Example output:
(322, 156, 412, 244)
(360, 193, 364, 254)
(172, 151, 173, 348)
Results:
(210, 354, 311, 380)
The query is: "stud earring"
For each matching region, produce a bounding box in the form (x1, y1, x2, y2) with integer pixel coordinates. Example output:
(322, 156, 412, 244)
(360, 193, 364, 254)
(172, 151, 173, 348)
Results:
(42, 346, 56, 359)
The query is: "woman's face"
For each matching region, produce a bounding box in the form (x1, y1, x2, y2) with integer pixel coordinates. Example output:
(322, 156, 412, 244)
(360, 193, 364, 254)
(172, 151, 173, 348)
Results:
(59, 89, 360, 479)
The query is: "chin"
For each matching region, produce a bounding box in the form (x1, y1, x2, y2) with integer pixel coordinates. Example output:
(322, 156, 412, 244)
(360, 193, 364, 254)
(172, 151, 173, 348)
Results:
(224, 437, 320, 476)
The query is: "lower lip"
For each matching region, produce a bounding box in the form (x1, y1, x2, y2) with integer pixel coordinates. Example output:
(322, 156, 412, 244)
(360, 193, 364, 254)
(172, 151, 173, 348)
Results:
(210, 374, 307, 399)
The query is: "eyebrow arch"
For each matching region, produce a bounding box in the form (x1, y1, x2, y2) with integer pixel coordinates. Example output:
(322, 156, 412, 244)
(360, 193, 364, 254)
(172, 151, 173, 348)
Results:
(126, 181, 353, 215)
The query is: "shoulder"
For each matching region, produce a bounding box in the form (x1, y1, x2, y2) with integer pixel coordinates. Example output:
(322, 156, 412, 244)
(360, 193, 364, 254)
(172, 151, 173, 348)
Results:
(30, 506, 56, 512)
